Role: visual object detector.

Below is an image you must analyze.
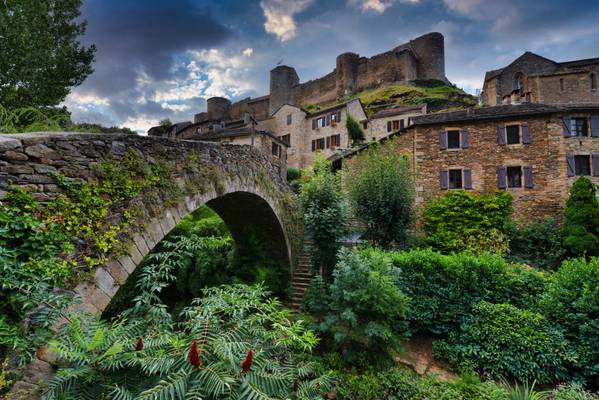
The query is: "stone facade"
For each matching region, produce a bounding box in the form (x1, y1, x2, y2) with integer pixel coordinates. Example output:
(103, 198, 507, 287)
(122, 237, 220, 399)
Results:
(366, 104, 427, 141)
(1, 132, 306, 398)
(482, 52, 599, 106)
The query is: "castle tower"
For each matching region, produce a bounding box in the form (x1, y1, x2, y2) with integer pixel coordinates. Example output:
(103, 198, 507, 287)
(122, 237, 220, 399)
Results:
(336, 52, 360, 98)
(408, 32, 446, 81)
(269, 65, 299, 116)
(206, 97, 232, 121)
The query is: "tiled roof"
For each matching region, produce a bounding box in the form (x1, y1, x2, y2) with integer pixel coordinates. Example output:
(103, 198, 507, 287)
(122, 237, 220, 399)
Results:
(198, 128, 288, 146)
(411, 103, 599, 126)
(370, 104, 425, 119)
(305, 99, 362, 117)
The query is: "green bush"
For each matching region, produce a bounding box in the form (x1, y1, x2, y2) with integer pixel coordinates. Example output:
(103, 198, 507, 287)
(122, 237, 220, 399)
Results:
(304, 248, 410, 367)
(551, 384, 598, 400)
(423, 191, 512, 254)
(300, 157, 348, 276)
(509, 218, 565, 271)
(365, 248, 547, 335)
(346, 113, 365, 144)
(562, 177, 599, 257)
(540, 257, 599, 384)
(434, 301, 571, 384)
(344, 139, 414, 248)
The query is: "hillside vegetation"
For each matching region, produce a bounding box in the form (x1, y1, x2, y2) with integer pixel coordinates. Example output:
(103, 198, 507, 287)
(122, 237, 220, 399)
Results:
(303, 79, 478, 115)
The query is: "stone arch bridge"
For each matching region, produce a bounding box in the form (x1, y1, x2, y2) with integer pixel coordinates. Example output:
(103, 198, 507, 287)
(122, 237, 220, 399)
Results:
(0, 132, 306, 397)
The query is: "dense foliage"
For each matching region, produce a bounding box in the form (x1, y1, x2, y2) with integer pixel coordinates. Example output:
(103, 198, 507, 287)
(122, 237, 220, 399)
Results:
(562, 177, 599, 257)
(434, 301, 571, 383)
(300, 158, 348, 276)
(303, 248, 410, 367)
(44, 284, 330, 399)
(346, 114, 365, 144)
(344, 140, 414, 248)
(0, 0, 95, 109)
(509, 218, 566, 270)
(423, 191, 512, 254)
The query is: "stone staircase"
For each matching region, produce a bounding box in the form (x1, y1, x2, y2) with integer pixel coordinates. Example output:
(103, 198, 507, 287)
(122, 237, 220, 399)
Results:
(291, 244, 313, 310)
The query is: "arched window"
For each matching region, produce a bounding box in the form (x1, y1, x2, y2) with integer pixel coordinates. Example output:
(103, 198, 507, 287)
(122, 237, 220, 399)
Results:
(591, 73, 597, 91)
(514, 72, 524, 90)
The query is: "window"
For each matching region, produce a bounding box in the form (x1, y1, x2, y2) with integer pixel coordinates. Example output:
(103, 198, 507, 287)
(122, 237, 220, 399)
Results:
(330, 134, 341, 147)
(507, 166, 522, 188)
(506, 124, 520, 144)
(393, 120, 400, 131)
(271, 142, 280, 157)
(400, 119, 405, 130)
(449, 169, 462, 189)
(575, 155, 591, 176)
(559, 78, 564, 94)
(591, 73, 597, 91)
(447, 130, 460, 149)
(514, 72, 524, 90)
(312, 138, 326, 151)
(362, 121, 368, 130)
(280, 134, 290, 146)
(571, 117, 589, 137)
(286, 114, 292, 125)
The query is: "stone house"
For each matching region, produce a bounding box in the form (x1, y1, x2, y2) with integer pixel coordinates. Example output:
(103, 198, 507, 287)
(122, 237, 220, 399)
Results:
(482, 52, 599, 106)
(366, 104, 427, 141)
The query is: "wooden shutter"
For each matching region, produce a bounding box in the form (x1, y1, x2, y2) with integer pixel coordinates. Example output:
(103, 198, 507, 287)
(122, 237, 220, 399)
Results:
(591, 115, 599, 137)
(523, 166, 533, 188)
(440, 170, 448, 190)
(463, 169, 472, 189)
(326, 136, 331, 148)
(521, 123, 531, 144)
(592, 154, 599, 177)
(312, 119, 316, 130)
(326, 114, 331, 126)
(311, 140, 316, 151)
(563, 115, 572, 137)
(336, 134, 341, 146)
(337, 111, 341, 122)
(387, 121, 392, 132)
(566, 154, 575, 176)
(497, 167, 507, 189)
(439, 129, 447, 150)
(461, 128, 469, 149)
(498, 126, 506, 145)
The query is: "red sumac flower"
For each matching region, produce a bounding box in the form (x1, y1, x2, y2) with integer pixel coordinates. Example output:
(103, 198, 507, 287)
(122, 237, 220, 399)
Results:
(241, 349, 253, 374)
(135, 337, 144, 351)
(188, 340, 201, 369)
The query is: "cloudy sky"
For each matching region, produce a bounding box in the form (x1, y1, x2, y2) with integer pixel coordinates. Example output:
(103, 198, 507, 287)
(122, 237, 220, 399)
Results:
(64, 0, 599, 133)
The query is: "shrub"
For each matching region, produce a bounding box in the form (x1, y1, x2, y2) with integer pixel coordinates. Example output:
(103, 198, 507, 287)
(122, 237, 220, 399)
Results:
(346, 113, 365, 144)
(300, 157, 348, 276)
(434, 301, 571, 384)
(344, 139, 414, 248)
(551, 384, 598, 400)
(540, 257, 599, 384)
(367, 248, 547, 335)
(304, 248, 410, 367)
(509, 218, 565, 271)
(423, 190, 512, 254)
(562, 177, 599, 257)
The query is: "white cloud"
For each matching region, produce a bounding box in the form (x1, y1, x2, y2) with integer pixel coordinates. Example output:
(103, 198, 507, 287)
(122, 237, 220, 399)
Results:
(443, 0, 481, 14)
(260, 0, 312, 42)
(348, 0, 419, 13)
(243, 47, 254, 57)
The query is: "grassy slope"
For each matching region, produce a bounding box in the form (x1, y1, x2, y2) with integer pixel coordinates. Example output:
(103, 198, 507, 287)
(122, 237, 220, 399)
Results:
(303, 80, 478, 116)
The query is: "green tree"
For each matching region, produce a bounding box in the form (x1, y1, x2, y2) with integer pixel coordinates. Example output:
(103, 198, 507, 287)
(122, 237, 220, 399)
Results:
(300, 157, 348, 276)
(562, 177, 599, 257)
(344, 139, 414, 248)
(346, 113, 365, 144)
(0, 0, 96, 108)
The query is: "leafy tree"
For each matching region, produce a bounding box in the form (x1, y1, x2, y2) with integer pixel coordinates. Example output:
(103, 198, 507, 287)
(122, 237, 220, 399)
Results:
(509, 218, 565, 270)
(0, 0, 96, 109)
(423, 190, 512, 254)
(304, 248, 410, 367)
(300, 157, 348, 276)
(346, 114, 365, 144)
(344, 140, 414, 248)
(562, 177, 599, 257)
(159, 118, 173, 129)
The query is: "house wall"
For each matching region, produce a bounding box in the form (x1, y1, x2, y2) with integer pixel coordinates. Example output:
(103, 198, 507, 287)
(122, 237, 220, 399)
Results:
(531, 69, 599, 105)
(367, 109, 423, 141)
(262, 105, 308, 169)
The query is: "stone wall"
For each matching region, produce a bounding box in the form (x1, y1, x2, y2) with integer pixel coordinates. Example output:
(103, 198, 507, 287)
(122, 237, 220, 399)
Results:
(0, 132, 303, 398)
(530, 68, 599, 105)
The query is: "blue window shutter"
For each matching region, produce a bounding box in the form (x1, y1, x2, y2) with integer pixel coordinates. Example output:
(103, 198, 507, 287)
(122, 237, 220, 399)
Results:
(461, 128, 469, 148)
(440, 170, 448, 190)
(387, 121, 392, 132)
(326, 136, 331, 148)
(566, 154, 575, 176)
(311, 140, 316, 151)
(439, 129, 447, 150)
(337, 111, 341, 122)
(521, 123, 531, 144)
(312, 119, 316, 130)
(563, 115, 572, 137)
(524, 166, 534, 188)
(326, 114, 331, 126)
(463, 169, 472, 189)
(592, 154, 599, 177)
(591, 115, 599, 137)
(498, 126, 506, 145)
(497, 167, 507, 188)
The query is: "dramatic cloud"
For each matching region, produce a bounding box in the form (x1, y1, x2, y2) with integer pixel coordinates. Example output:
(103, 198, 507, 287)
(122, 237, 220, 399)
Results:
(260, 0, 313, 42)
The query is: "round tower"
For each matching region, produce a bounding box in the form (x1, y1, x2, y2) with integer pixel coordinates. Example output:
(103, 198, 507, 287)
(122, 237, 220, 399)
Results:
(336, 52, 360, 97)
(269, 65, 299, 116)
(206, 97, 231, 121)
(409, 32, 446, 81)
